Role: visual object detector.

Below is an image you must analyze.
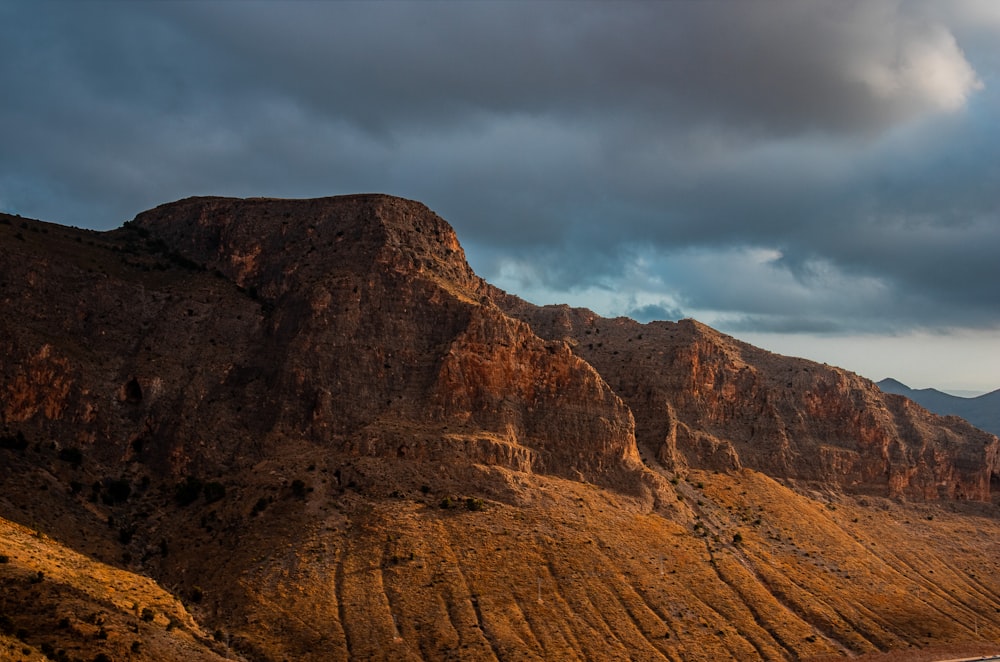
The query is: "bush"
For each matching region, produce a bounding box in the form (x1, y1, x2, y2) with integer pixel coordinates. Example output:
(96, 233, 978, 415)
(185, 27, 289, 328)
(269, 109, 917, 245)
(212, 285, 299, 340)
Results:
(291, 479, 307, 499)
(118, 525, 136, 545)
(465, 497, 485, 512)
(58, 447, 83, 467)
(251, 497, 269, 516)
(439, 496, 453, 509)
(174, 476, 203, 506)
(0, 431, 28, 451)
(140, 607, 155, 622)
(203, 481, 226, 504)
(103, 478, 131, 504)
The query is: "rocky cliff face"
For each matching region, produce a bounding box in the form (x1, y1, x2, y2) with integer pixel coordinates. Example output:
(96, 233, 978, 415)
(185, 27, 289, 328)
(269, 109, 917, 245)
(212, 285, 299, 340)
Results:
(1, 196, 643, 493)
(493, 296, 1000, 501)
(2, 196, 996, 502)
(5, 196, 1000, 662)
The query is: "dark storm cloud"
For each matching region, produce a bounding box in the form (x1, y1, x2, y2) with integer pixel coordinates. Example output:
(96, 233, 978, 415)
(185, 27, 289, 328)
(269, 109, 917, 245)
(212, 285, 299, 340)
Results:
(629, 303, 686, 325)
(1, 1, 998, 336)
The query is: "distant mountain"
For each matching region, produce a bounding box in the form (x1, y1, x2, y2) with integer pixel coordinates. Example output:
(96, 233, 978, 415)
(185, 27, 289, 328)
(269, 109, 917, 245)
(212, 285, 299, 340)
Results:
(877, 378, 1000, 436)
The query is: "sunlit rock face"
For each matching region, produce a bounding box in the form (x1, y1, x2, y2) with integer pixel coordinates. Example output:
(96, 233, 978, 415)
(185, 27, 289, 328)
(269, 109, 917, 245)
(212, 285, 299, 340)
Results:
(1, 196, 643, 490)
(2, 195, 996, 501)
(5, 198, 1000, 662)
(496, 296, 1000, 502)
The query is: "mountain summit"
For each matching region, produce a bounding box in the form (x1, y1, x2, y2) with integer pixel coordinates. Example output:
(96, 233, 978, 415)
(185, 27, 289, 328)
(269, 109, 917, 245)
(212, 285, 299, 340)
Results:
(2, 195, 1000, 661)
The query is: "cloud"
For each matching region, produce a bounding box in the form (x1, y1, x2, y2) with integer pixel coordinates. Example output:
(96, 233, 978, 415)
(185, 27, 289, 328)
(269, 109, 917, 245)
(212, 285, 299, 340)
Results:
(628, 303, 685, 325)
(0, 0, 998, 344)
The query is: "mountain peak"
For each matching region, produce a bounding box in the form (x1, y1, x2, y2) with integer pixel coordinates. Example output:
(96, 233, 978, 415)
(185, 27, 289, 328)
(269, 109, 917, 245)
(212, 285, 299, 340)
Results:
(128, 194, 482, 303)
(3, 195, 1000, 661)
(877, 377, 911, 392)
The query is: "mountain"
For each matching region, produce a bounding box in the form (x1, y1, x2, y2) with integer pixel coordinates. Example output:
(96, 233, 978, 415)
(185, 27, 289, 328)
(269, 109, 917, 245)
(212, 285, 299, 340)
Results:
(2, 195, 1000, 662)
(495, 299, 999, 501)
(877, 378, 1000, 437)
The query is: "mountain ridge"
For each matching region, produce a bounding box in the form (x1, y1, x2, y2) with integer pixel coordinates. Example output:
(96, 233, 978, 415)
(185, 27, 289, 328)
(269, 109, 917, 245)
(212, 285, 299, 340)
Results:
(877, 378, 1000, 437)
(2, 195, 1000, 661)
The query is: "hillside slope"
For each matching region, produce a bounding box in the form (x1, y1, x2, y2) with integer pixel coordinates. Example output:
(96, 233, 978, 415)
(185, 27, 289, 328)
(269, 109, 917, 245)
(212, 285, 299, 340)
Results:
(2, 197, 1000, 661)
(494, 298, 1000, 501)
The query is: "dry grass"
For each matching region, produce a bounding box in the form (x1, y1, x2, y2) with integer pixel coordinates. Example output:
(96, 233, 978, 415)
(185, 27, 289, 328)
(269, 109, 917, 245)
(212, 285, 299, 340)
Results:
(0, 518, 228, 661)
(163, 464, 1000, 661)
(3, 429, 1000, 661)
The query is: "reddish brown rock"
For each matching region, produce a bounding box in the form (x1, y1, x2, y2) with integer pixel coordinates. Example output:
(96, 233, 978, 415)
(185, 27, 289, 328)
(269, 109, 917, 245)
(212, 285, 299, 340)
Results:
(1, 196, 642, 491)
(6, 197, 1000, 662)
(496, 298, 1000, 501)
(0, 194, 995, 502)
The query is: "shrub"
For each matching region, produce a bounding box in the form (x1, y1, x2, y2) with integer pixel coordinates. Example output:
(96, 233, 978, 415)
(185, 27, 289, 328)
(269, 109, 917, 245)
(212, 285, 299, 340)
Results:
(58, 447, 83, 467)
(465, 497, 485, 512)
(191, 585, 204, 603)
(0, 431, 28, 451)
(203, 481, 226, 504)
(439, 496, 453, 509)
(174, 476, 203, 506)
(103, 478, 131, 504)
(251, 497, 269, 516)
(118, 525, 136, 545)
(291, 479, 307, 499)
(140, 607, 155, 622)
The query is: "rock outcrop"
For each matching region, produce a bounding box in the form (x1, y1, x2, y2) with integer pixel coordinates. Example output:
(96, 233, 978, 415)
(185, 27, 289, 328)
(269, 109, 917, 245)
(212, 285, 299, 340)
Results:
(5, 196, 1000, 662)
(495, 296, 1000, 501)
(2, 196, 996, 501)
(1, 196, 643, 491)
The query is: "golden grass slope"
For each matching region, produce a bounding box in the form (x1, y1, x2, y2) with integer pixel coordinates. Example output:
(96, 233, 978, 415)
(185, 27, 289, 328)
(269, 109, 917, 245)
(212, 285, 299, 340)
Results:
(3, 450, 1000, 660)
(0, 517, 230, 661)
(173, 462, 1000, 661)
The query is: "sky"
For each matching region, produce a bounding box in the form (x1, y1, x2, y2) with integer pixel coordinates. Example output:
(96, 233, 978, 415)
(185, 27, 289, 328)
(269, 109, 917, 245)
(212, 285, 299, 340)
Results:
(2, 1, 998, 395)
